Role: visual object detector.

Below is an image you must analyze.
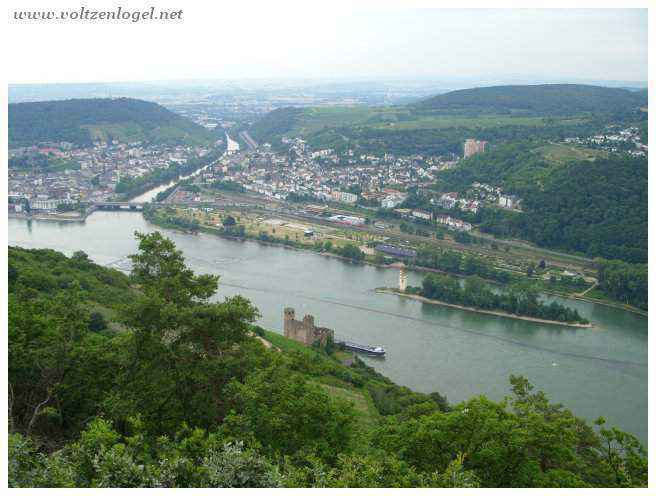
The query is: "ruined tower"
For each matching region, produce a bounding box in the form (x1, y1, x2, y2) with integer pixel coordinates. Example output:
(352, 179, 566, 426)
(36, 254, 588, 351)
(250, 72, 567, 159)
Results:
(283, 307, 296, 337)
(282, 307, 334, 346)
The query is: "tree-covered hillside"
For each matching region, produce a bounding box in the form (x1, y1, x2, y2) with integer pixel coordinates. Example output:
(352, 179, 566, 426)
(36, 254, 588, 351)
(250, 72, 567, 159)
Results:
(248, 107, 305, 145)
(436, 142, 648, 264)
(8, 237, 647, 488)
(248, 84, 645, 154)
(415, 84, 647, 116)
(8, 98, 214, 147)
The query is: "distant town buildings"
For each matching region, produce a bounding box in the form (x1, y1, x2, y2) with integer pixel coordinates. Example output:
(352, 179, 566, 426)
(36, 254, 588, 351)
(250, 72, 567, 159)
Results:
(436, 215, 473, 232)
(498, 194, 520, 209)
(463, 139, 488, 158)
(411, 209, 432, 221)
(564, 125, 647, 157)
(8, 140, 210, 213)
(331, 190, 358, 204)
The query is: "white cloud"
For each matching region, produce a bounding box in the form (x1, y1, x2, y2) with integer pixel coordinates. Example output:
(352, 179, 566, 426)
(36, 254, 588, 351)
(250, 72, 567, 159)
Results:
(5, 3, 647, 83)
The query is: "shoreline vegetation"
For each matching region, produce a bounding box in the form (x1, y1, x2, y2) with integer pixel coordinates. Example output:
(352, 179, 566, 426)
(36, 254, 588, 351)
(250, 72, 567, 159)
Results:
(140, 207, 642, 319)
(414, 272, 590, 325)
(9, 211, 86, 222)
(376, 288, 593, 328)
(143, 209, 648, 320)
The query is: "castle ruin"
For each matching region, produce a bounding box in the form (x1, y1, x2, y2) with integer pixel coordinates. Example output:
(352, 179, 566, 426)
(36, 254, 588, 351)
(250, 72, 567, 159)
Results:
(283, 307, 334, 346)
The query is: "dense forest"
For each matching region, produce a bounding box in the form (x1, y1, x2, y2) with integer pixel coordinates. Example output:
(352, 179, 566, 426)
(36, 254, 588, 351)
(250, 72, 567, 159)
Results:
(8, 237, 646, 487)
(304, 119, 610, 156)
(248, 107, 305, 146)
(8, 98, 213, 147)
(415, 84, 647, 116)
(436, 142, 648, 264)
(595, 258, 648, 310)
(415, 273, 588, 324)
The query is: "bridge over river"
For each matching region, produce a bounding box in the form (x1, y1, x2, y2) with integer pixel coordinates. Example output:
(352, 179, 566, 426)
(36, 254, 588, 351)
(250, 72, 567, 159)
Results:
(88, 202, 145, 212)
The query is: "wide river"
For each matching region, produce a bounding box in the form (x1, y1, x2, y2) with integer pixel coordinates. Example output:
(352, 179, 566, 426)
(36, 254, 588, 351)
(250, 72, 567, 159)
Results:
(9, 212, 648, 443)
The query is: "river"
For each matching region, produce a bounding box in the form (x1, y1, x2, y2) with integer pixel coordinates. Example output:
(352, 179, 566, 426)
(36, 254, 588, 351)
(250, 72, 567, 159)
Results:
(8, 212, 648, 444)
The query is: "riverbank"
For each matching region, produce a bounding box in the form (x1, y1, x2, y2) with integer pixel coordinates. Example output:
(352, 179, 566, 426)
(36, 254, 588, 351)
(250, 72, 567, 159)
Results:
(376, 288, 594, 328)
(121, 148, 224, 202)
(143, 207, 644, 318)
(9, 212, 87, 223)
(540, 288, 647, 317)
(144, 212, 381, 267)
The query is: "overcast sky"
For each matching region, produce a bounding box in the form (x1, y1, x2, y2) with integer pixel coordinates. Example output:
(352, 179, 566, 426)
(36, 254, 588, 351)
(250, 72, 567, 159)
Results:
(6, 4, 648, 84)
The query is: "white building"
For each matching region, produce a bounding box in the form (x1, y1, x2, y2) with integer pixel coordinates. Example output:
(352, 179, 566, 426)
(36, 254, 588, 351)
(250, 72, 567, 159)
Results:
(412, 210, 432, 221)
(498, 195, 518, 209)
(331, 190, 358, 204)
(436, 215, 472, 231)
(381, 195, 404, 209)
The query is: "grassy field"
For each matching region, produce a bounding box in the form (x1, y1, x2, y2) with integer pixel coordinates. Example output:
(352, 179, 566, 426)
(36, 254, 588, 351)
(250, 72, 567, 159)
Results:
(82, 122, 213, 146)
(262, 329, 380, 434)
(178, 206, 383, 250)
(318, 382, 379, 432)
(282, 106, 591, 136)
(370, 115, 588, 131)
(534, 143, 609, 164)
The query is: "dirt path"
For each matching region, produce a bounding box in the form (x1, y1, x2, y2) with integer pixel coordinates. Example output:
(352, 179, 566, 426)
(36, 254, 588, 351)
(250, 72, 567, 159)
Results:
(576, 282, 598, 297)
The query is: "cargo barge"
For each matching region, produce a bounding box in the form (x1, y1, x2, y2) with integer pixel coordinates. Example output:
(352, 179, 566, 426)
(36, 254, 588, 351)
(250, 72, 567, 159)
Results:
(338, 341, 386, 357)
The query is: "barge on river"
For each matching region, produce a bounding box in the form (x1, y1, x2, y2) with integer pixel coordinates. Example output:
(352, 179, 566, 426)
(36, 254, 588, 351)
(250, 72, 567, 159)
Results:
(338, 340, 386, 357)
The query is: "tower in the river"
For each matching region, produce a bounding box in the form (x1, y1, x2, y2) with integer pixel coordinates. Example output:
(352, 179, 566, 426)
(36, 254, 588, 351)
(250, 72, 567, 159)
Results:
(399, 264, 407, 292)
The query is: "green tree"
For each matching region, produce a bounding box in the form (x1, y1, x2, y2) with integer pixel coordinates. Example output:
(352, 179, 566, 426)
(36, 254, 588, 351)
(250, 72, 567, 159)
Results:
(88, 311, 108, 332)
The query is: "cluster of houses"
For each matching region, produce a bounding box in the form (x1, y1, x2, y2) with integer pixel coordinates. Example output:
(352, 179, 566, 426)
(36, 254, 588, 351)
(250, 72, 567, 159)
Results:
(202, 137, 457, 208)
(434, 183, 522, 214)
(564, 126, 648, 157)
(9, 140, 212, 213)
(435, 192, 481, 214)
(435, 215, 473, 231)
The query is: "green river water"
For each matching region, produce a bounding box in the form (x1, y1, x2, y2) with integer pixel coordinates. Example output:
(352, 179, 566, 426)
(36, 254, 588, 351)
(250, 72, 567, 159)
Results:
(8, 212, 648, 444)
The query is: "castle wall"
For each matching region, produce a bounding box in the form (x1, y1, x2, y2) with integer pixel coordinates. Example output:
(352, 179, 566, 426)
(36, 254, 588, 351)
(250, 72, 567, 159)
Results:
(283, 307, 334, 346)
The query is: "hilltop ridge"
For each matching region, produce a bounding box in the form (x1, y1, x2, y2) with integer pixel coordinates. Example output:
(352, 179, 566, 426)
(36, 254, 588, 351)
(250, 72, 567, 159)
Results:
(414, 83, 647, 115)
(9, 97, 214, 148)
(247, 84, 647, 154)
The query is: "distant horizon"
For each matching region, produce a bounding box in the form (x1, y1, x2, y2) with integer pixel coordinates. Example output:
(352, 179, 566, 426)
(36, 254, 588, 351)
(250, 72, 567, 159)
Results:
(7, 75, 649, 88)
(7, 76, 648, 106)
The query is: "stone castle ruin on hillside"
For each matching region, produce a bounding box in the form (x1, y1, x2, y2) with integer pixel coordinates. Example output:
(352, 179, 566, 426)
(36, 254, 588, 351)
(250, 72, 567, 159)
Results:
(283, 307, 334, 346)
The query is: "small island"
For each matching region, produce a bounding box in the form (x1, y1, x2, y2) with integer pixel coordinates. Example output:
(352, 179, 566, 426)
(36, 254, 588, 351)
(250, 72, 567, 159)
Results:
(378, 271, 592, 328)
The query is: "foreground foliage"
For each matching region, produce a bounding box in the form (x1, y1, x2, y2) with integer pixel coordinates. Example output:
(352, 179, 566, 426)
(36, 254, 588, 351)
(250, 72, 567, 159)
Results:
(8, 236, 647, 487)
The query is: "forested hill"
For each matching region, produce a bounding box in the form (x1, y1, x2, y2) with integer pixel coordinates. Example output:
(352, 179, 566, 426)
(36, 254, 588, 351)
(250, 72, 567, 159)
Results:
(415, 84, 647, 116)
(248, 84, 646, 154)
(436, 143, 648, 264)
(8, 98, 214, 147)
(8, 238, 647, 488)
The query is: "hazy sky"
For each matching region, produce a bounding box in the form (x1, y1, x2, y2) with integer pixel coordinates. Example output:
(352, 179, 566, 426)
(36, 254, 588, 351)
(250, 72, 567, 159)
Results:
(6, 3, 648, 84)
